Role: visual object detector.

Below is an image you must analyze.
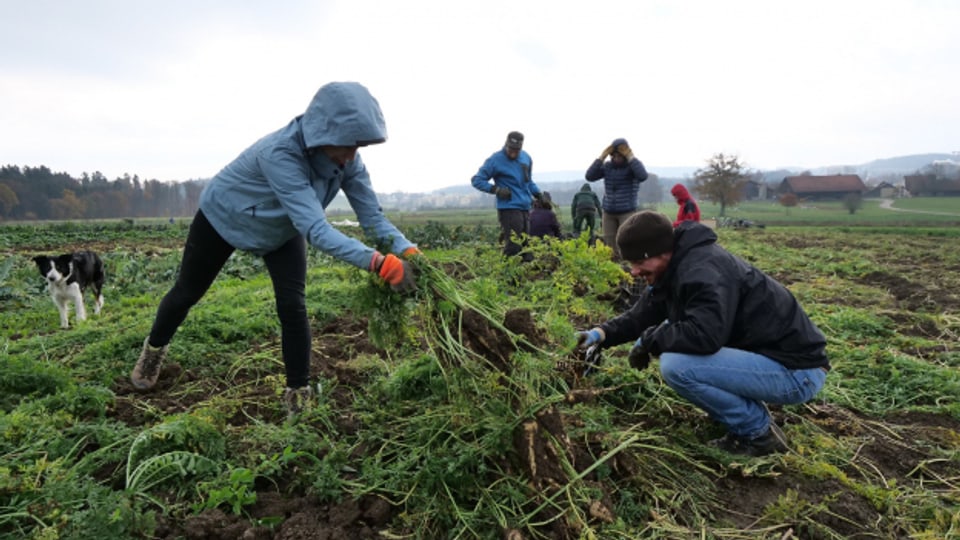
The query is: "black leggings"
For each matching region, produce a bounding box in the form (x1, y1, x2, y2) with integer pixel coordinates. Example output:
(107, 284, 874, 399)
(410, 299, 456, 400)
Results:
(148, 210, 311, 388)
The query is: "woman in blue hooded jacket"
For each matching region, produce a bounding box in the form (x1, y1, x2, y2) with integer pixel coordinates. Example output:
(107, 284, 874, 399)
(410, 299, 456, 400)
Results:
(585, 138, 648, 260)
(131, 82, 419, 420)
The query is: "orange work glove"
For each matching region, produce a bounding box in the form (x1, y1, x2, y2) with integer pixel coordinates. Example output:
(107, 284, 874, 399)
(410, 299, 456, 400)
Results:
(402, 246, 422, 258)
(370, 252, 417, 293)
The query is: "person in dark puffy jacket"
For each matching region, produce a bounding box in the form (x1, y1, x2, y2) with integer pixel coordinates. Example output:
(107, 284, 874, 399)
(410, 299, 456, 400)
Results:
(471, 131, 544, 260)
(575, 211, 829, 457)
(585, 138, 648, 260)
(130, 82, 421, 421)
(529, 191, 561, 239)
(571, 183, 602, 239)
(670, 183, 701, 227)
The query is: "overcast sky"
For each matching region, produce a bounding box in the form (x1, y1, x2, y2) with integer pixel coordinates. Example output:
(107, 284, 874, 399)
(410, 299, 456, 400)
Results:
(2, 0, 958, 193)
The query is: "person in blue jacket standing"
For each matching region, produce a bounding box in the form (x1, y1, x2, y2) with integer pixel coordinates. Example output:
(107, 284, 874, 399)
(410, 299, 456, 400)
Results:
(130, 82, 420, 420)
(585, 138, 648, 260)
(471, 131, 544, 260)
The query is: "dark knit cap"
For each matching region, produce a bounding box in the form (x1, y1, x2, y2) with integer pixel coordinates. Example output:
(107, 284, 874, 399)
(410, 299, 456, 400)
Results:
(505, 131, 524, 150)
(617, 211, 675, 261)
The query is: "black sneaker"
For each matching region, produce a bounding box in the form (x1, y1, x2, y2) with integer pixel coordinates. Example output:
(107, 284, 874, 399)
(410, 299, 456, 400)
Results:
(709, 423, 789, 457)
(708, 432, 742, 453)
(750, 420, 790, 456)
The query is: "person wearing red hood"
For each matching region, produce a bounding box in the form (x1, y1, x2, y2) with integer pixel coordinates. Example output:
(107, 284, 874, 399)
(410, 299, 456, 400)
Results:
(670, 183, 701, 227)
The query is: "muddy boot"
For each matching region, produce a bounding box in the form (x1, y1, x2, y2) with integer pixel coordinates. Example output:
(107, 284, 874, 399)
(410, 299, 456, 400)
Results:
(130, 337, 168, 391)
(753, 422, 790, 455)
(709, 422, 789, 457)
(283, 385, 316, 421)
(708, 432, 741, 452)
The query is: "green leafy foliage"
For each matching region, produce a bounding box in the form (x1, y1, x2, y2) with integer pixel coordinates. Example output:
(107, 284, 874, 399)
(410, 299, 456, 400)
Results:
(0, 357, 72, 409)
(194, 466, 257, 515)
(124, 415, 226, 503)
(1, 219, 959, 539)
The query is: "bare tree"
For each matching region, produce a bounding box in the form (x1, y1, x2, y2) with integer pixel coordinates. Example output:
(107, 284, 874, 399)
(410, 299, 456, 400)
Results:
(779, 193, 799, 216)
(692, 153, 750, 217)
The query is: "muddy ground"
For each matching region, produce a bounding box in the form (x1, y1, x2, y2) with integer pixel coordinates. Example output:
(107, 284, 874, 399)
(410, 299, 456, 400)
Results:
(45, 230, 952, 539)
(109, 306, 960, 540)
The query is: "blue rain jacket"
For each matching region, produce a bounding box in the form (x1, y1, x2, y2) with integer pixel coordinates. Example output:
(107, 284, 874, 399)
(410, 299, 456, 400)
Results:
(198, 82, 414, 269)
(471, 149, 542, 210)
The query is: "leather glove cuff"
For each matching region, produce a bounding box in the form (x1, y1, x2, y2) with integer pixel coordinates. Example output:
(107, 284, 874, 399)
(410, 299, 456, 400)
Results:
(369, 251, 385, 272)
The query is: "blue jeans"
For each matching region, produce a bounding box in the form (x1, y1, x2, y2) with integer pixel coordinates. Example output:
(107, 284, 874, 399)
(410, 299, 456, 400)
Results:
(659, 347, 827, 439)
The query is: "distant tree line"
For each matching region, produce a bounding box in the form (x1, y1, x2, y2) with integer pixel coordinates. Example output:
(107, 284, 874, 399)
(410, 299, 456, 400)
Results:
(0, 164, 671, 221)
(0, 165, 206, 221)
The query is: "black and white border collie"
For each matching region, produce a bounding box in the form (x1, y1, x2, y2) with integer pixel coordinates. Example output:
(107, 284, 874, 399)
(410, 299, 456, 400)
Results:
(32, 251, 105, 328)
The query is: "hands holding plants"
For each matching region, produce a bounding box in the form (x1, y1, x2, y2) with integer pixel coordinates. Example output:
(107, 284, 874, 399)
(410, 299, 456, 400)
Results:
(371, 252, 418, 294)
(575, 328, 605, 348)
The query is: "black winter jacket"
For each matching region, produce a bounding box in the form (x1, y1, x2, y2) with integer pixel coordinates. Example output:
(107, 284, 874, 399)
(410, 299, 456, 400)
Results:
(600, 222, 829, 370)
(584, 158, 648, 214)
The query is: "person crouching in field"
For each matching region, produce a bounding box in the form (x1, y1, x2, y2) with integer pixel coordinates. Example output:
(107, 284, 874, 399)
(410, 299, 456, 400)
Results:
(575, 211, 830, 456)
(130, 82, 421, 421)
(529, 191, 561, 239)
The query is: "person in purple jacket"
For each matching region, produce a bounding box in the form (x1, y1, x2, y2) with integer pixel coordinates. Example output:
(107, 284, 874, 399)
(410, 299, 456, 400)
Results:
(529, 191, 561, 239)
(130, 82, 420, 421)
(471, 131, 544, 260)
(585, 138, 648, 260)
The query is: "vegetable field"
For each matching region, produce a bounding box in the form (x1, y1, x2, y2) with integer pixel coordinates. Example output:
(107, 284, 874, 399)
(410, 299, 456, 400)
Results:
(1, 219, 959, 539)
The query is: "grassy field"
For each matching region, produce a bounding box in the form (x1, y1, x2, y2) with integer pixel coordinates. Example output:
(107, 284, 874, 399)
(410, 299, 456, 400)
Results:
(1, 217, 959, 539)
(3, 196, 958, 232)
(687, 196, 960, 226)
(378, 196, 960, 230)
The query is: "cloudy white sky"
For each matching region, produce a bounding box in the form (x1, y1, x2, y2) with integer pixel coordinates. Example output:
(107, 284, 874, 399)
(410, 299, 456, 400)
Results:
(2, 0, 958, 193)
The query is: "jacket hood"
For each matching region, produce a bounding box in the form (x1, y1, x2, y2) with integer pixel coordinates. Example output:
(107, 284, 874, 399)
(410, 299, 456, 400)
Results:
(580, 183, 593, 192)
(302, 82, 387, 148)
(648, 222, 716, 288)
(667, 223, 715, 269)
(671, 183, 691, 201)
